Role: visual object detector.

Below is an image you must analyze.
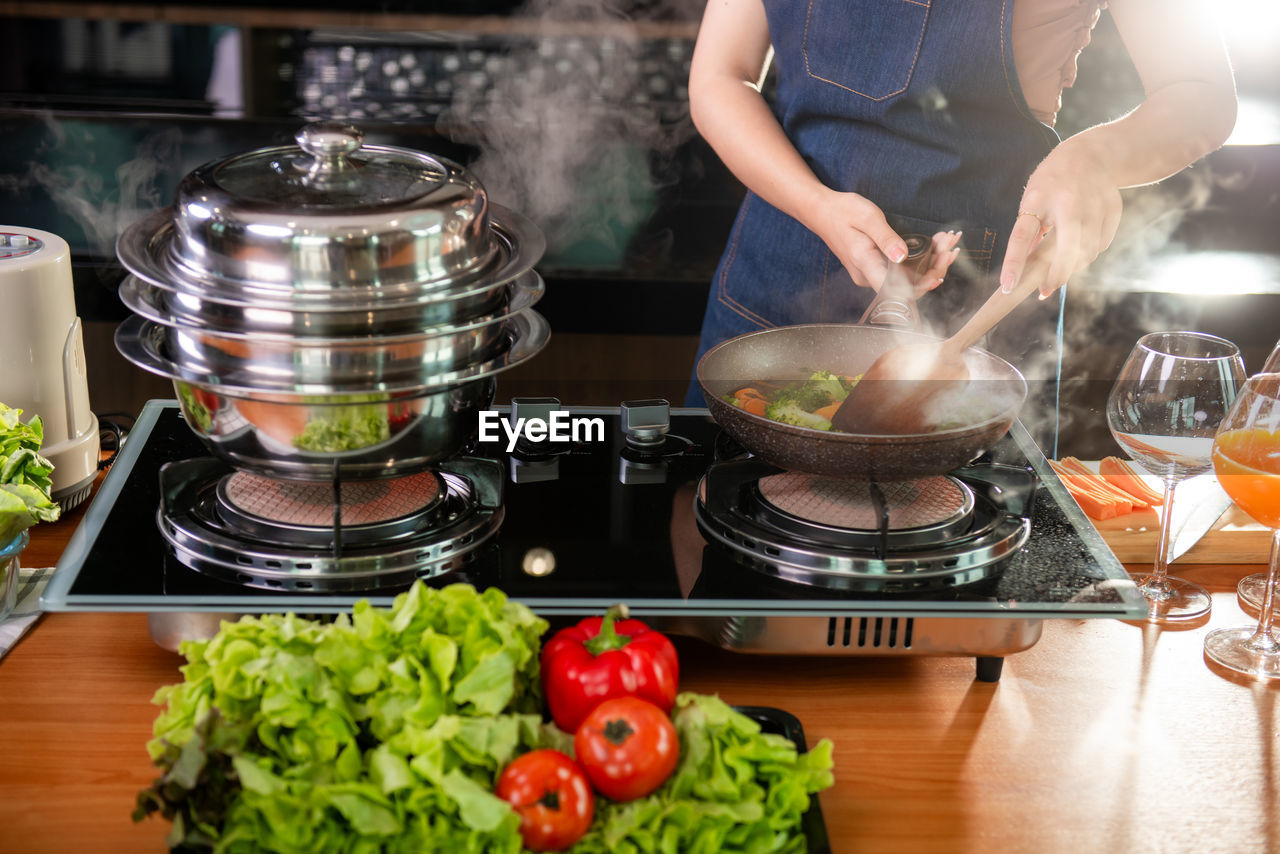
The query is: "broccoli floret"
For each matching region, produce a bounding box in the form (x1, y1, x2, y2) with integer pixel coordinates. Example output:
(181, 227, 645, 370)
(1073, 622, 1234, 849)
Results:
(765, 400, 833, 431)
(770, 386, 828, 411)
(805, 370, 850, 403)
(768, 372, 848, 411)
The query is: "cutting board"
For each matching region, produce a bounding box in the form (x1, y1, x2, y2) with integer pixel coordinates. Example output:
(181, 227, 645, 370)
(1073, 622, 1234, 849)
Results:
(1064, 462, 1271, 564)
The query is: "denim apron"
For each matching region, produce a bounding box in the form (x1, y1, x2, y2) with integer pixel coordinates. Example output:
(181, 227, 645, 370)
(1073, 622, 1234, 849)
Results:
(687, 0, 1066, 452)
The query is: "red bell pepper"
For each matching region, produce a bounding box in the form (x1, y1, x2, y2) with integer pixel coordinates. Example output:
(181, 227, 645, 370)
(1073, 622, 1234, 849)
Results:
(540, 604, 679, 732)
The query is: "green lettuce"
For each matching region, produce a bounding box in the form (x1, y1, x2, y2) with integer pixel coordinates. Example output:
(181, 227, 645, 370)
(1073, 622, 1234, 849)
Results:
(0, 403, 60, 543)
(568, 693, 834, 854)
(135, 582, 552, 852)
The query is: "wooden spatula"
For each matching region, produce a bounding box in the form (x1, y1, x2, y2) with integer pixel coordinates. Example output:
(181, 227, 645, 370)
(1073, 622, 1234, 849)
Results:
(831, 273, 1042, 435)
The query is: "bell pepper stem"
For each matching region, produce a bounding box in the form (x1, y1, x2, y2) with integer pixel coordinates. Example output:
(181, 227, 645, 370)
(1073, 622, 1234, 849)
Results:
(583, 604, 631, 656)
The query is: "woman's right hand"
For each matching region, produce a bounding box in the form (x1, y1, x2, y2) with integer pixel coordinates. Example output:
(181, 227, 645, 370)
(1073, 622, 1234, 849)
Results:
(806, 191, 961, 294)
(689, 0, 962, 298)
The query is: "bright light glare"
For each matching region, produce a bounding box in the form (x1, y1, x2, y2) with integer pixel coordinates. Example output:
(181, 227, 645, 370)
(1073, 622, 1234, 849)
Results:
(243, 307, 295, 326)
(1145, 252, 1280, 296)
(1219, 0, 1280, 54)
(1225, 97, 1280, 146)
(246, 223, 294, 238)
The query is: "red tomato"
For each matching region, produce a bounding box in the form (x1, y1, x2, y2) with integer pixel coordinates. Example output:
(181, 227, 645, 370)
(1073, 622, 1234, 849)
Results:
(495, 749, 595, 851)
(573, 696, 680, 802)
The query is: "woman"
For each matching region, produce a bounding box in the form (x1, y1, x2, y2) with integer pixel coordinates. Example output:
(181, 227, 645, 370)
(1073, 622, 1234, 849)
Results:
(684, 0, 1237, 449)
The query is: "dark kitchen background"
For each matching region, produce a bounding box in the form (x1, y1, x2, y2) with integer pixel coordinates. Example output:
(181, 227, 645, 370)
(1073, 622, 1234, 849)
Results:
(1, 0, 1277, 460)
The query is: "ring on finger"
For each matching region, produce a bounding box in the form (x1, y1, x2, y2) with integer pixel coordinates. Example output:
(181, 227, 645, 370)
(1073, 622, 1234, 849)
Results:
(1017, 210, 1051, 234)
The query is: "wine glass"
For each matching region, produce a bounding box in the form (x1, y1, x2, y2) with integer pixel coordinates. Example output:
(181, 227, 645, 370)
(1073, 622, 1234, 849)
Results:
(1235, 340, 1280, 615)
(1106, 331, 1246, 622)
(1203, 372, 1280, 679)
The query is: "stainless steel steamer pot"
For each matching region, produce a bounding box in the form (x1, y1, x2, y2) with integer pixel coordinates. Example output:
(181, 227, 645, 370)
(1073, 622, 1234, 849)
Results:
(114, 122, 550, 480)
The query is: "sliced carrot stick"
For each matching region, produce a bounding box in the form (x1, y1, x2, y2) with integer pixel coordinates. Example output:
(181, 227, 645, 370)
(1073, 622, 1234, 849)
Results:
(1056, 478, 1128, 520)
(1050, 464, 1131, 509)
(1058, 457, 1151, 509)
(1099, 456, 1165, 505)
(1048, 460, 1132, 519)
(733, 387, 768, 401)
(740, 396, 768, 417)
(813, 402, 840, 421)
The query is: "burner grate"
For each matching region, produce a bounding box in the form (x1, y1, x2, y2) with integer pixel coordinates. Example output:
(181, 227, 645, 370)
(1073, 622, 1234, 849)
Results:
(157, 458, 504, 592)
(749, 472, 976, 551)
(698, 459, 1029, 593)
(757, 472, 964, 529)
(223, 469, 442, 527)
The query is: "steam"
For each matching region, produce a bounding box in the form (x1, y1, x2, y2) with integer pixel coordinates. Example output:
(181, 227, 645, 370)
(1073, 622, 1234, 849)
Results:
(440, 0, 703, 259)
(1004, 163, 1239, 453)
(0, 111, 176, 258)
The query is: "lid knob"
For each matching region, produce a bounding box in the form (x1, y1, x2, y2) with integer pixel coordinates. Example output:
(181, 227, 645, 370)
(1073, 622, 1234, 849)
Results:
(296, 122, 364, 185)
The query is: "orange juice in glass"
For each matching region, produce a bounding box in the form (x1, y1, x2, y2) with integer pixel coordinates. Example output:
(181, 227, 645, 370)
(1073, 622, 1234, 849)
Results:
(1204, 373, 1280, 681)
(1212, 428, 1280, 529)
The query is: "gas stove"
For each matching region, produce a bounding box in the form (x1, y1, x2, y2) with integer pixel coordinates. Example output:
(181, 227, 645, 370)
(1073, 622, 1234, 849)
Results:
(43, 399, 1144, 681)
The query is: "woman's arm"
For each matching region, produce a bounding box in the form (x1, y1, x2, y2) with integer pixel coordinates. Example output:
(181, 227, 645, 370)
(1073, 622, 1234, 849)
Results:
(689, 0, 958, 291)
(1000, 0, 1238, 297)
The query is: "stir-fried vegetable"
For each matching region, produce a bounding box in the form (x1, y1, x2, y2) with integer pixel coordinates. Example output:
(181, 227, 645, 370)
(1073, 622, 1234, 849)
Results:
(724, 370, 860, 431)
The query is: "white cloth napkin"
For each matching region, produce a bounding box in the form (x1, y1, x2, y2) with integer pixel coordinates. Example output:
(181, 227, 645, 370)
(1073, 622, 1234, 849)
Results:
(0, 566, 54, 662)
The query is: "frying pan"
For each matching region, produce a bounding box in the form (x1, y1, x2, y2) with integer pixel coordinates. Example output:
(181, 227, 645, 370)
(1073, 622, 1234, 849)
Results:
(697, 323, 1026, 480)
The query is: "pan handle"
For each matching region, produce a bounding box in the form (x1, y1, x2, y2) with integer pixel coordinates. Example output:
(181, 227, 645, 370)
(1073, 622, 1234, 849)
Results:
(857, 234, 932, 329)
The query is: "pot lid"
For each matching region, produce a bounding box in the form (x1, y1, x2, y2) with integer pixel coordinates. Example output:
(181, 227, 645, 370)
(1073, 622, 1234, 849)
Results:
(165, 122, 496, 292)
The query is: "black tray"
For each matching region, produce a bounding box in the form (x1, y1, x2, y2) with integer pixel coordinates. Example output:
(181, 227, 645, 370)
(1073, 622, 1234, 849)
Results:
(735, 706, 832, 854)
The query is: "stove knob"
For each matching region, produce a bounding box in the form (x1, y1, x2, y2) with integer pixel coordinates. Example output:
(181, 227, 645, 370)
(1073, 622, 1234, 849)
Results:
(621, 399, 669, 450)
(510, 396, 561, 457)
(512, 396, 560, 425)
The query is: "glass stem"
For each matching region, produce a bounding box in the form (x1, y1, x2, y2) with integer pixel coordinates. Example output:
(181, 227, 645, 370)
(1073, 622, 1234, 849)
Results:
(1150, 474, 1178, 590)
(1246, 529, 1280, 655)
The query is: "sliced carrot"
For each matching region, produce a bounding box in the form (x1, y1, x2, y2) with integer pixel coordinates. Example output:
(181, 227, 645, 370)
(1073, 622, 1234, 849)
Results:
(813, 402, 841, 421)
(1099, 456, 1165, 505)
(1048, 460, 1131, 520)
(1057, 478, 1127, 520)
(733, 387, 768, 401)
(1049, 462, 1130, 508)
(740, 396, 768, 417)
(1058, 457, 1151, 509)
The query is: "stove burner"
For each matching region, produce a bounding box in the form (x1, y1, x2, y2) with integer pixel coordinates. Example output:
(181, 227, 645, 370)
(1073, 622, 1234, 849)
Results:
(217, 469, 445, 545)
(754, 472, 974, 549)
(158, 458, 504, 592)
(696, 459, 1031, 593)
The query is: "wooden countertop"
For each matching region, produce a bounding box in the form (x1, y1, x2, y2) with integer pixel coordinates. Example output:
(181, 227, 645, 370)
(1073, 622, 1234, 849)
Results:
(1, 488, 1277, 853)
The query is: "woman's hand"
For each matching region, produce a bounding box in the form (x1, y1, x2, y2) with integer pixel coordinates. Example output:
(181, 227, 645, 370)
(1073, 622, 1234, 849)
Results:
(998, 139, 1124, 300)
(806, 191, 962, 294)
(999, 0, 1236, 299)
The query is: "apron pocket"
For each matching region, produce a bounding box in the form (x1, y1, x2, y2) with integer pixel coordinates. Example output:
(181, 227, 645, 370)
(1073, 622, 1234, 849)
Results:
(803, 0, 931, 101)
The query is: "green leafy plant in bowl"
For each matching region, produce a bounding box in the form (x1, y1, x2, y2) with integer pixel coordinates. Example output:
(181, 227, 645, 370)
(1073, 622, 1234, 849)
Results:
(0, 403, 61, 619)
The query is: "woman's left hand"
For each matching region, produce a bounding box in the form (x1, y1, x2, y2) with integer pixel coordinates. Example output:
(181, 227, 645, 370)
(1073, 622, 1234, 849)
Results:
(998, 138, 1124, 299)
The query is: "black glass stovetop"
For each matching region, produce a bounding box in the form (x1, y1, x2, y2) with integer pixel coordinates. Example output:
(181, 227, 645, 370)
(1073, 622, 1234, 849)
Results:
(43, 401, 1145, 619)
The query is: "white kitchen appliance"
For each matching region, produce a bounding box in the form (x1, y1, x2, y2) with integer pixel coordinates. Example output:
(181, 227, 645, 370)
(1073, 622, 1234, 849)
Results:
(0, 226, 99, 509)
